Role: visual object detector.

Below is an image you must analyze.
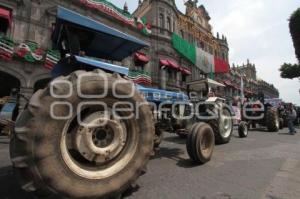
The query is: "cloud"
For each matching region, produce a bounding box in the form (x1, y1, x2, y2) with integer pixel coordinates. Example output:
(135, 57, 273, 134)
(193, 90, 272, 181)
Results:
(202, 0, 300, 104)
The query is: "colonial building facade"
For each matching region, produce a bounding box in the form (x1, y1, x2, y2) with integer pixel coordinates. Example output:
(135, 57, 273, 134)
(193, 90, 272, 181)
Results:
(0, 0, 278, 109)
(214, 60, 279, 102)
(134, 0, 230, 92)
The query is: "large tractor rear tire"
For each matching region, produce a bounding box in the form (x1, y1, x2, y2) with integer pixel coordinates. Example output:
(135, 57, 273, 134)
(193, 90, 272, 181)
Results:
(266, 108, 279, 132)
(208, 107, 233, 145)
(10, 70, 154, 199)
(186, 122, 215, 164)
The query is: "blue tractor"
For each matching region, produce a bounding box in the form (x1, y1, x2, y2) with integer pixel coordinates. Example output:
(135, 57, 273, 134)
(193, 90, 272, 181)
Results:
(10, 7, 233, 199)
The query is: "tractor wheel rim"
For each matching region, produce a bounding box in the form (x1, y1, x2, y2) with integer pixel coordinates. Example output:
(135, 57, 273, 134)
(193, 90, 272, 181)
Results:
(220, 109, 232, 138)
(60, 109, 138, 180)
(275, 118, 279, 129)
(201, 131, 213, 157)
(244, 126, 248, 135)
(74, 112, 127, 164)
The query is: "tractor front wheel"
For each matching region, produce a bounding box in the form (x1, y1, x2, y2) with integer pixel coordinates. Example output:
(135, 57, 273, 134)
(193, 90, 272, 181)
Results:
(186, 122, 215, 164)
(208, 107, 233, 145)
(10, 70, 154, 199)
(238, 121, 248, 138)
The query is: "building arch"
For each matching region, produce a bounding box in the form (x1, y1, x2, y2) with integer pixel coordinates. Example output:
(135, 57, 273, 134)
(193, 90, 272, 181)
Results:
(0, 63, 27, 88)
(0, 69, 21, 98)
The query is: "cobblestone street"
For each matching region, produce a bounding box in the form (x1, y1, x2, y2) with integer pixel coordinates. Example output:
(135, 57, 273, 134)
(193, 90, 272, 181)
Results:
(1, 127, 300, 199)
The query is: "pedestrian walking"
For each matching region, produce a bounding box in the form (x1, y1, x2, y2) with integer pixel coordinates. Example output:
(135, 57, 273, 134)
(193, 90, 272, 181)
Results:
(296, 107, 300, 126)
(287, 104, 297, 135)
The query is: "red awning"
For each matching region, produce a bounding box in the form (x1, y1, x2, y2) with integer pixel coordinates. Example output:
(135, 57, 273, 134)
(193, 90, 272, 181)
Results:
(168, 60, 180, 70)
(180, 67, 192, 75)
(159, 59, 169, 66)
(0, 7, 12, 26)
(134, 52, 150, 64)
(159, 59, 180, 70)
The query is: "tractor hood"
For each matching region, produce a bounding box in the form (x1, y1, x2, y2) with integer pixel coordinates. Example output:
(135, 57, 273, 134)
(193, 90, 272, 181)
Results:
(52, 7, 149, 61)
(137, 85, 189, 103)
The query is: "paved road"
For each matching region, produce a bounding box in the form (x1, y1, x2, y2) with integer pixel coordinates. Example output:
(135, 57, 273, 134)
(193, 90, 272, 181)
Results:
(0, 127, 300, 199)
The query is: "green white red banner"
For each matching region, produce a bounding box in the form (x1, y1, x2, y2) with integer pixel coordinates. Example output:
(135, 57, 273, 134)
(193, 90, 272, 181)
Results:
(80, 0, 135, 26)
(128, 70, 152, 86)
(136, 17, 152, 36)
(0, 36, 61, 70)
(172, 33, 229, 76)
(45, 49, 61, 70)
(0, 34, 14, 61)
(16, 41, 44, 63)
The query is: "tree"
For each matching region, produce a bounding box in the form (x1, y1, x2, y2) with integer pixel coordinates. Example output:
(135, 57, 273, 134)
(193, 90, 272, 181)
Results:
(280, 8, 300, 79)
(290, 8, 300, 61)
(280, 63, 300, 79)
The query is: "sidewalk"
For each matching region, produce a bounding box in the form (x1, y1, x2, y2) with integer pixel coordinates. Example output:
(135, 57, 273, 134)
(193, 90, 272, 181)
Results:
(264, 134, 300, 199)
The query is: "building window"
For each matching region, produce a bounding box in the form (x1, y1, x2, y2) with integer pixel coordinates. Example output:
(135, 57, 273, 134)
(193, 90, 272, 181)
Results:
(167, 17, 171, 31)
(0, 7, 12, 34)
(182, 75, 187, 82)
(168, 70, 177, 82)
(190, 34, 194, 44)
(222, 52, 226, 60)
(199, 41, 204, 49)
(180, 30, 184, 39)
(173, 21, 176, 32)
(159, 14, 164, 33)
(208, 46, 213, 54)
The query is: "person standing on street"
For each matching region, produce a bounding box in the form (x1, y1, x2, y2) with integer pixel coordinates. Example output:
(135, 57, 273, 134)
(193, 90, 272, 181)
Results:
(287, 104, 297, 135)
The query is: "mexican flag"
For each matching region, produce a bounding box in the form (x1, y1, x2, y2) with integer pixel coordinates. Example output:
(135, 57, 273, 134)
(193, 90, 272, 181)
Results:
(172, 33, 229, 76)
(196, 47, 214, 78)
(136, 17, 152, 36)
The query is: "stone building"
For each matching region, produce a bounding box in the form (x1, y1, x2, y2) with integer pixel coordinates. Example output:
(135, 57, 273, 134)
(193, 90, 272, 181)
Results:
(215, 59, 279, 103)
(0, 0, 230, 109)
(0, 0, 151, 109)
(0, 0, 278, 110)
(134, 0, 230, 92)
(235, 59, 257, 81)
(234, 60, 279, 99)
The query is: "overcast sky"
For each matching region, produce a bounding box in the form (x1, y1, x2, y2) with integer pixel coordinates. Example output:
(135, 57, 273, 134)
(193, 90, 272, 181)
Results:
(111, 0, 300, 105)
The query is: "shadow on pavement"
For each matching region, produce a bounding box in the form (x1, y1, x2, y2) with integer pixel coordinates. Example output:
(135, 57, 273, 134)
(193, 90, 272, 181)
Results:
(122, 184, 141, 199)
(163, 135, 186, 145)
(152, 147, 198, 169)
(0, 166, 31, 199)
(278, 132, 297, 136)
(249, 127, 269, 132)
